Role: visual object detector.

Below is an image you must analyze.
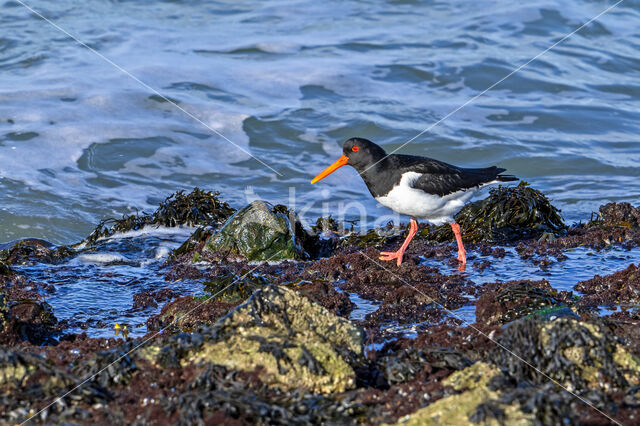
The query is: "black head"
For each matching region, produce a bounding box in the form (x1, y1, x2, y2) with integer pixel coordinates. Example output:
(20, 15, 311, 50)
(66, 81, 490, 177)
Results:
(311, 137, 387, 184)
(342, 138, 387, 172)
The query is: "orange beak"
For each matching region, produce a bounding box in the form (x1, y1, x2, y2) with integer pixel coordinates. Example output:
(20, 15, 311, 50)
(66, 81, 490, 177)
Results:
(311, 154, 348, 184)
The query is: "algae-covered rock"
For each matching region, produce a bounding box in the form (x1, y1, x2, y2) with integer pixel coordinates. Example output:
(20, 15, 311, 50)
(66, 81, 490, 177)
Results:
(396, 362, 533, 425)
(575, 263, 640, 305)
(147, 286, 364, 394)
(0, 238, 73, 265)
(187, 285, 364, 394)
(427, 181, 566, 243)
(203, 200, 306, 261)
(493, 316, 640, 392)
(379, 347, 471, 385)
(475, 280, 572, 326)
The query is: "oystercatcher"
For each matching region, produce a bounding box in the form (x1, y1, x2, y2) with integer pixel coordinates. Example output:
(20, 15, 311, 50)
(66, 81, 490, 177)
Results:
(311, 138, 517, 266)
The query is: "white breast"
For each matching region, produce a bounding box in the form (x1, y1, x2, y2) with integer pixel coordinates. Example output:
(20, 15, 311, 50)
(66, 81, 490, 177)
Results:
(374, 172, 476, 225)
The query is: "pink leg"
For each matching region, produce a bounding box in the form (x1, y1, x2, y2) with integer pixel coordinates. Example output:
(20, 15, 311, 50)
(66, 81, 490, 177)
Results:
(380, 218, 418, 266)
(450, 222, 467, 265)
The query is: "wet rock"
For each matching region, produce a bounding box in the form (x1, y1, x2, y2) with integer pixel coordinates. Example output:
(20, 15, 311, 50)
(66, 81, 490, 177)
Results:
(132, 288, 179, 310)
(293, 279, 354, 317)
(396, 362, 533, 425)
(575, 263, 640, 306)
(203, 270, 272, 303)
(203, 200, 306, 261)
(85, 187, 235, 244)
(475, 280, 570, 326)
(427, 181, 566, 243)
(379, 347, 472, 385)
(0, 287, 58, 345)
(146, 295, 238, 333)
(596, 202, 640, 228)
(170, 226, 213, 259)
(491, 317, 640, 394)
(148, 286, 365, 394)
(0, 238, 73, 265)
(6, 299, 58, 345)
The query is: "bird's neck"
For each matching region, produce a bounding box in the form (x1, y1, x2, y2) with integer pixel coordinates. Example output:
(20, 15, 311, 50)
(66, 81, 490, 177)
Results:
(358, 158, 392, 198)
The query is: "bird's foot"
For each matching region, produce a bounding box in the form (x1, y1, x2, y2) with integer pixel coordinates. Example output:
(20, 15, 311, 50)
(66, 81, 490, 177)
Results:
(379, 250, 404, 267)
(457, 249, 467, 264)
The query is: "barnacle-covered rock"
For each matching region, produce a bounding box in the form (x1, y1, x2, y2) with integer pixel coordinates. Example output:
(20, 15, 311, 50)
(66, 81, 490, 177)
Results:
(596, 202, 640, 228)
(492, 317, 640, 392)
(203, 200, 307, 261)
(146, 286, 364, 394)
(397, 362, 533, 425)
(187, 286, 364, 394)
(427, 181, 566, 243)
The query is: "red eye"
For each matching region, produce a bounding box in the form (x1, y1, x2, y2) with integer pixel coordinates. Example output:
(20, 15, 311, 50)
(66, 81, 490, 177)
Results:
(352, 146, 359, 152)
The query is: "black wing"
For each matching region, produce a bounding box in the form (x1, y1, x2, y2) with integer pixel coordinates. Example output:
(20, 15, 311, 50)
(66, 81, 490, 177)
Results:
(392, 155, 517, 197)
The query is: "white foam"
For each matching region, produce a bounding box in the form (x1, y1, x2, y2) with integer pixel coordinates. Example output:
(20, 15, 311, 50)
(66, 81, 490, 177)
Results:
(97, 225, 196, 242)
(77, 253, 129, 264)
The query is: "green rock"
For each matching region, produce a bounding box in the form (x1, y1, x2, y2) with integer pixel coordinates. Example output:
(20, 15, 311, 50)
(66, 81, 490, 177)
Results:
(203, 200, 306, 261)
(166, 285, 365, 394)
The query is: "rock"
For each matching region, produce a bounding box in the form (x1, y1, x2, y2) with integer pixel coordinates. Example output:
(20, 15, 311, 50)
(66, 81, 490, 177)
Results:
(475, 280, 571, 326)
(203, 200, 306, 261)
(0, 291, 58, 345)
(0, 238, 73, 265)
(147, 286, 365, 394)
(575, 263, 640, 306)
(146, 295, 239, 333)
(396, 362, 533, 425)
(597, 202, 640, 228)
(379, 347, 472, 385)
(491, 316, 640, 393)
(427, 181, 566, 243)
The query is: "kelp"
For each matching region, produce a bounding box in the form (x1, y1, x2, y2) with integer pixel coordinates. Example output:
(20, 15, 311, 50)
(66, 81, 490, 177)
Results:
(427, 181, 566, 243)
(84, 188, 235, 244)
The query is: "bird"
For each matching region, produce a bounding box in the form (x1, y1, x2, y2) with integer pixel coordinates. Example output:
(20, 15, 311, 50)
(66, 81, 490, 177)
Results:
(311, 137, 517, 267)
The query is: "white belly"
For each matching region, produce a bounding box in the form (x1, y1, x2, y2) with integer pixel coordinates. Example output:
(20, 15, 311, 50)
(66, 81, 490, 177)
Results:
(374, 172, 477, 225)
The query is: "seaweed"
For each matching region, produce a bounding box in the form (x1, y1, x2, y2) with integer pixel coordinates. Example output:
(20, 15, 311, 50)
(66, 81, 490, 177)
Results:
(428, 181, 566, 243)
(84, 188, 235, 244)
